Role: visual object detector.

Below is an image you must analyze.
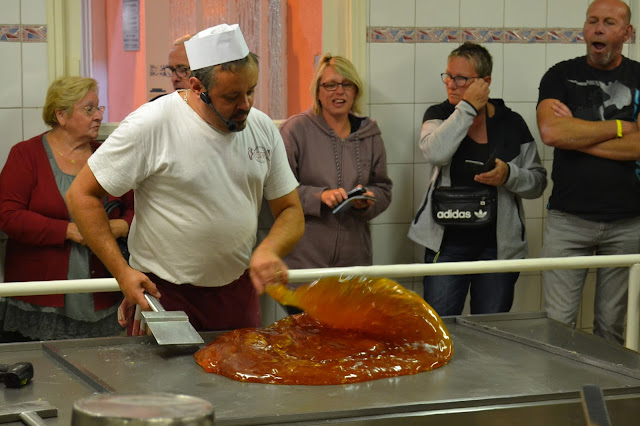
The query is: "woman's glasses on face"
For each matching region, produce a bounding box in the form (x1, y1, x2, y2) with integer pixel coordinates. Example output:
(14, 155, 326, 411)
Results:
(440, 73, 479, 88)
(320, 81, 355, 91)
(77, 105, 105, 117)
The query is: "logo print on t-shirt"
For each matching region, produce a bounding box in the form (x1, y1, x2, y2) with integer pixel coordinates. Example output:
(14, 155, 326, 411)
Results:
(248, 146, 271, 163)
(568, 79, 633, 120)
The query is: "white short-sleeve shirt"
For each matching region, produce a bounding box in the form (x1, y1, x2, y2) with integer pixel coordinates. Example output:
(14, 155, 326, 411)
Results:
(88, 92, 298, 287)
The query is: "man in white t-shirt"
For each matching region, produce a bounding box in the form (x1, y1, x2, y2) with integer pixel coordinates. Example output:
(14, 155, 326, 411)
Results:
(67, 24, 304, 331)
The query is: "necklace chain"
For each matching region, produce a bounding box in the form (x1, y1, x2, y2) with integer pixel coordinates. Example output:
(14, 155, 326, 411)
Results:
(55, 148, 77, 164)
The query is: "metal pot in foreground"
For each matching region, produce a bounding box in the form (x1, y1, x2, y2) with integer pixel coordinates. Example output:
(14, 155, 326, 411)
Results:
(71, 393, 214, 425)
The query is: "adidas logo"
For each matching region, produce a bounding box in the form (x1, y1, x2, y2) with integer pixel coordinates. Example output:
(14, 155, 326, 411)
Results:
(474, 209, 487, 218)
(436, 209, 472, 219)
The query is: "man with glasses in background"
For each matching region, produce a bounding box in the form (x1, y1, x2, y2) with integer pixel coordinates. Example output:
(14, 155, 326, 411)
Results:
(536, 0, 640, 345)
(151, 34, 192, 101)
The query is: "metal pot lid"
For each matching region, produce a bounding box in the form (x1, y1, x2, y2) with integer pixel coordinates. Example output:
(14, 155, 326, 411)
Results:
(71, 393, 214, 425)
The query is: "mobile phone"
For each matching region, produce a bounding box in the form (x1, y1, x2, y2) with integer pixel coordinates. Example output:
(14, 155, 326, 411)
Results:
(347, 186, 367, 198)
(465, 154, 496, 174)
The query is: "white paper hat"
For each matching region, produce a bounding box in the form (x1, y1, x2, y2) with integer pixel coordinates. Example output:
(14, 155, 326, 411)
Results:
(185, 24, 250, 70)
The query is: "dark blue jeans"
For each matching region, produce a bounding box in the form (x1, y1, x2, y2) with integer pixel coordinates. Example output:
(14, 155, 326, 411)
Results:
(423, 239, 518, 316)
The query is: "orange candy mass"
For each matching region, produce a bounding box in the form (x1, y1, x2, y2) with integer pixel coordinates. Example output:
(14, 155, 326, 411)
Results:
(194, 276, 453, 385)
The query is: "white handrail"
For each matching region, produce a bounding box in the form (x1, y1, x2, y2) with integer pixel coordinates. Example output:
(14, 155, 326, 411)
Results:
(1, 254, 639, 350)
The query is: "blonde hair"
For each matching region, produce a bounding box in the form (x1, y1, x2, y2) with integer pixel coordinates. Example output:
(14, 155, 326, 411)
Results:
(311, 54, 363, 115)
(42, 77, 98, 127)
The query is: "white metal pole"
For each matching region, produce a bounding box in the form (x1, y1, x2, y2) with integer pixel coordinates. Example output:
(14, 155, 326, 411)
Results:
(627, 264, 640, 351)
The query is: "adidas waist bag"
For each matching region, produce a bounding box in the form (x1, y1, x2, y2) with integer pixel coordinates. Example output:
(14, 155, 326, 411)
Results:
(431, 186, 496, 228)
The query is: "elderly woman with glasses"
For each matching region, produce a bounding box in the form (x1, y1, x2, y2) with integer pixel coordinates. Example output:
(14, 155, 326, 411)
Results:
(278, 53, 392, 315)
(409, 42, 547, 316)
(0, 76, 134, 342)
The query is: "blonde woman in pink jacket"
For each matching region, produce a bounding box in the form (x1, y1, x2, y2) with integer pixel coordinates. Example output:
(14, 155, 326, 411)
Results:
(279, 54, 392, 314)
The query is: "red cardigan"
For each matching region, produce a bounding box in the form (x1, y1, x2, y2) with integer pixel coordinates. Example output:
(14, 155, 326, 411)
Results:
(0, 133, 134, 310)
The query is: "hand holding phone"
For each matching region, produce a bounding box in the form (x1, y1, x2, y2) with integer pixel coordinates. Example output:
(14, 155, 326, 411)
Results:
(465, 153, 496, 174)
(346, 186, 367, 198)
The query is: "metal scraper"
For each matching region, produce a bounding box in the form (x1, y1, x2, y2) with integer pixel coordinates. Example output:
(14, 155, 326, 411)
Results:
(141, 293, 204, 345)
(0, 400, 57, 425)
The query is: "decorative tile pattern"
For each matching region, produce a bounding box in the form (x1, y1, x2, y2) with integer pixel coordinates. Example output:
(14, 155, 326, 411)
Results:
(504, 28, 548, 43)
(416, 28, 461, 43)
(462, 28, 504, 43)
(0, 25, 47, 42)
(547, 28, 584, 44)
(21, 25, 46, 42)
(368, 26, 636, 44)
(368, 27, 416, 43)
(0, 25, 20, 42)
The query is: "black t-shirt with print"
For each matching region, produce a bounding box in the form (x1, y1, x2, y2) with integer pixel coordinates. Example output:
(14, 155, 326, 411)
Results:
(538, 56, 640, 221)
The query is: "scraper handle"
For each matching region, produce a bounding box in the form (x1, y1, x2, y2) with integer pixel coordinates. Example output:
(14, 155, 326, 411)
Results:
(144, 293, 165, 312)
(19, 411, 48, 426)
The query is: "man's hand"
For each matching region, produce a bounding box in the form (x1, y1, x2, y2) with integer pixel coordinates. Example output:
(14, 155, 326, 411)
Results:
(463, 78, 490, 111)
(249, 245, 289, 295)
(115, 266, 161, 310)
(474, 158, 510, 187)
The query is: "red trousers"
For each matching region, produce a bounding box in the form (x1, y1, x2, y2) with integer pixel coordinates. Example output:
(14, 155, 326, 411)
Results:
(146, 270, 261, 331)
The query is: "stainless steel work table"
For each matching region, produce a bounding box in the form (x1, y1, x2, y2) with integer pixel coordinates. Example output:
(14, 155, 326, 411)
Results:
(2, 312, 640, 425)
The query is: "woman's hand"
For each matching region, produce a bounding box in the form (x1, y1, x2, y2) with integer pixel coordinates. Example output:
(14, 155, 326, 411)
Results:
(474, 158, 510, 187)
(463, 79, 490, 111)
(351, 189, 375, 209)
(321, 188, 347, 208)
(66, 222, 86, 245)
(109, 218, 130, 239)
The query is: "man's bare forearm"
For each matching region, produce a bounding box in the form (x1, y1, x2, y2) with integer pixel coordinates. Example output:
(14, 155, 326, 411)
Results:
(579, 134, 640, 161)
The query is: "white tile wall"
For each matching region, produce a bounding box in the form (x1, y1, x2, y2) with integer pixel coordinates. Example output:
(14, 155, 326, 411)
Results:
(369, 44, 415, 104)
(22, 42, 48, 107)
(20, 0, 46, 24)
(369, 0, 416, 27)
(503, 44, 546, 102)
(0, 0, 20, 23)
(416, 0, 459, 27)
(369, 103, 415, 164)
(22, 107, 47, 140)
(547, 0, 590, 28)
(460, 0, 504, 27)
(373, 163, 414, 224)
(371, 223, 414, 265)
(0, 43, 23, 108)
(0, 109, 22, 166)
(505, 0, 547, 27)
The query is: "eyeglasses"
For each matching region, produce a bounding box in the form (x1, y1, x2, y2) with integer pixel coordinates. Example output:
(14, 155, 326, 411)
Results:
(164, 66, 190, 78)
(319, 81, 355, 91)
(441, 73, 479, 88)
(77, 105, 105, 117)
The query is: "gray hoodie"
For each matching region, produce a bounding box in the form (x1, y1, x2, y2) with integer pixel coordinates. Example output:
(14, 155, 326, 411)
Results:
(408, 99, 547, 260)
(280, 107, 392, 271)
